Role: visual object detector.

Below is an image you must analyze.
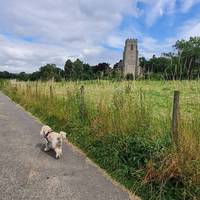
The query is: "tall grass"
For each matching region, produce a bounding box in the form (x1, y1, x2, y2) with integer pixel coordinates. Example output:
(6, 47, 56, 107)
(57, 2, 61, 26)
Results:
(1, 80, 200, 200)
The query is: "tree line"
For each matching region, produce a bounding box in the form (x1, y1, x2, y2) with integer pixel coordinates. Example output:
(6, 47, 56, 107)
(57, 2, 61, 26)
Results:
(1, 37, 200, 81)
(140, 37, 200, 80)
(0, 61, 113, 81)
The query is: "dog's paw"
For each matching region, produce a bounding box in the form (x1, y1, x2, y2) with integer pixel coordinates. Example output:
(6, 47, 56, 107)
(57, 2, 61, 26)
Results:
(56, 154, 61, 159)
(44, 147, 49, 152)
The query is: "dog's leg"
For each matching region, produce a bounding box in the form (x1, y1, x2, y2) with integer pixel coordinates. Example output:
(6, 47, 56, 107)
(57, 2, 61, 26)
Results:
(55, 147, 62, 159)
(44, 139, 50, 152)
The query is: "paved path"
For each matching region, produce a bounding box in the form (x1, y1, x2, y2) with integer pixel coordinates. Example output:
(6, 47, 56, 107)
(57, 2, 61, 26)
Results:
(0, 92, 136, 200)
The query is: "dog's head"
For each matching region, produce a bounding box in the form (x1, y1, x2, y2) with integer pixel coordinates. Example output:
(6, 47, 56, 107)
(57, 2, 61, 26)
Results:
(49, 132, 62, 147)
(60, 131, 66, 139)
(53, 132, 66, 147)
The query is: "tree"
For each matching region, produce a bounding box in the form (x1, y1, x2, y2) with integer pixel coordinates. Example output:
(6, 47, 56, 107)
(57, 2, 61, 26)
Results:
(64, 59, 73, 80)
(0, 71, 17, 79)
(18, 72, 30, 81)
(82, 63, 93, 80)
(39, 64, 56, 80)
(139, 55, 170, 79)
(92, 63, 111, 78)
(39, 64, 64, 81)
(112, 60, 123, 79)
(29, 71, 41, 81)
(64, 59, 95, 80)
(73, 59, 84, 79)
(139, 57, 147, 69)
(174, 37, 200, 79)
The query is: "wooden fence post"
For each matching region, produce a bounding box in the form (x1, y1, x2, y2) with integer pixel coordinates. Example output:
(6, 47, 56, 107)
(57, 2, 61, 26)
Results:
(35, 82, 38, 98)
(80, 85, 85, 120)
(26, 83, 29, 94)
(50, 85, 53, 99)
(172, 90, 180, 148)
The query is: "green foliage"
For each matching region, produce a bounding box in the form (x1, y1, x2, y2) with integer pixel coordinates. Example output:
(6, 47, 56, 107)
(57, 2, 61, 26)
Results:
(0, 71, 17, 79)
(39, 64, 64, 81)
(174, 37, 200, 79)
(64, 60, 113, 80)
(0, 79, 6, 89)
(140, 55, 171, 75)
(139, 37, 200, 80)
(18, 72, 30, 81)
(145, 72, 164, 80)
(64, 59, 73, 79)
(29, 71, 41, 81)
(64, 59, 112, 80)
(72, 59, 84, 79)
(92, 63, 111, 78)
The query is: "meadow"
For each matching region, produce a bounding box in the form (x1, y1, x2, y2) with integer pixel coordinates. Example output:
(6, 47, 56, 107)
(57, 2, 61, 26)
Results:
(1, 79, 200, 200)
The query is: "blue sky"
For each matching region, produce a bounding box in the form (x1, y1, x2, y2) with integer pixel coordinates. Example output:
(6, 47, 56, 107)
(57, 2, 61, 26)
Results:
(0, 0, 200, 72)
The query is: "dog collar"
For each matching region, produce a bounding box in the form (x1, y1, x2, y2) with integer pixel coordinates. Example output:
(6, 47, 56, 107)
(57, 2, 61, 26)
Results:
(44, 130, 53, 141)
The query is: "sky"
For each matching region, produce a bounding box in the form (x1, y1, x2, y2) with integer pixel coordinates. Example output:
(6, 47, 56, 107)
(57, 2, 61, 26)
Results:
(0, 0, 200, 73)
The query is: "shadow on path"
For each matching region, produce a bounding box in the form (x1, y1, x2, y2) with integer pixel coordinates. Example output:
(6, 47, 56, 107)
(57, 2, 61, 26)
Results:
(35, 143, 56, 159)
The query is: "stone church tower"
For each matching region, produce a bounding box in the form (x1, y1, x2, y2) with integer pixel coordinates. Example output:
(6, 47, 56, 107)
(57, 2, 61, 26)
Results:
(123, 38, 139, 78)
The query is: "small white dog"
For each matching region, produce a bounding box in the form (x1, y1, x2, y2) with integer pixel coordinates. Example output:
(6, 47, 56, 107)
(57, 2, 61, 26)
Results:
(40, 125, 66, 159)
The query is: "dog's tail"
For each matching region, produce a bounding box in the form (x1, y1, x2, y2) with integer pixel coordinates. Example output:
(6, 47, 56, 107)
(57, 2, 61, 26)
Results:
(60, 131, 67, 139)
(40, 125, 52, 137)
(40, 126, 45, 137)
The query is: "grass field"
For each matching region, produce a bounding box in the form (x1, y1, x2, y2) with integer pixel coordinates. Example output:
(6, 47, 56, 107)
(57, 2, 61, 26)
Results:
(1, 80, 200, 200)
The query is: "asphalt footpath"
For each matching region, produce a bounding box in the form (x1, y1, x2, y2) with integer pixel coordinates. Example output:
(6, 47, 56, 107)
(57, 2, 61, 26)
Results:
(0, 92, 138, 200)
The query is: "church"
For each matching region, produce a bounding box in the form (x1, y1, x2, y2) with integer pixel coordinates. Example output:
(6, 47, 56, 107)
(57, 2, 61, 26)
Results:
(116, 38, 141, 78)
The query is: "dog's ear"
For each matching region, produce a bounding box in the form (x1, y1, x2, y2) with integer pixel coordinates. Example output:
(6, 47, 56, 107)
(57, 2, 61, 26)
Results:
(60, 131, 66, 138)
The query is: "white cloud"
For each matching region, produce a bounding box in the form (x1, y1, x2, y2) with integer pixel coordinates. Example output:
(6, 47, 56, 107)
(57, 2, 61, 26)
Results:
(0, 0, 136, 72)
(178, 18, 200, 39)
(180, 0, 200, 12)
(138, 36, 175, 58)
(107, 36, 125, 49)
(0, 34, 70, 72)
(135, 0, 176, 27)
